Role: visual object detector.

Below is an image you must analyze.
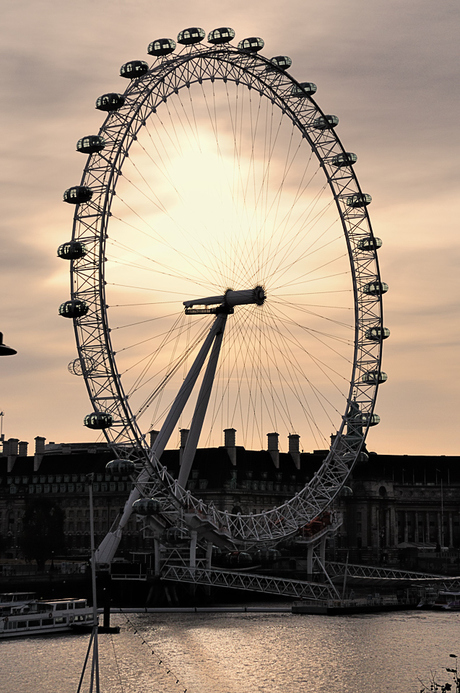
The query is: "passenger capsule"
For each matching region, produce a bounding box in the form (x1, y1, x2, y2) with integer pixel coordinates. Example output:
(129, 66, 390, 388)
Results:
(331, 152, 357, 167)
(57, 241, 88, 260)
(132, 498, 161, 515)
(177, 27, 206, 45)
(360, 413, 380, 427)
(313, 114, 339, 130)
(76, 135, 106, 154)
(346, 192, 372, 208)
(106, 459, 135, 476)
(147, 38, 176, 56)
(120, 60, 149, 79)
(268, 55, 292, 71)
(361, 370, 388, 384)
(84, 411, 113, 430)
(291, 82, 317, 96)
(365, 326, 390, 341)
(63, 186, 93, 204)
(165, 527, 188, 544)
(208, 27, 235, 44)
(225, 551, 252, 567)
(237, 37, 264, 52)
(357, 236, 383, 251)
(254, 548, 282, 562)
(362, 280, 389, 296)
(59, 299, 89, 318)
(95, 93, 125, 112)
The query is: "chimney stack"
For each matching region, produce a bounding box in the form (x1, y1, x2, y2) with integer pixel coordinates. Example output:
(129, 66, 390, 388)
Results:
(179, 429, 189, 466)
(149, 430, 159, 448)
(35, 436, 46, 454)
(267, 432, 279, 468)
(288, 434, 301, 470)
(34, 436, 46, 471)
(6, 438, 18, 456)
(18, 441, 28, 457)
(224, 428, 237, 466)
(7, 438, 19, 472)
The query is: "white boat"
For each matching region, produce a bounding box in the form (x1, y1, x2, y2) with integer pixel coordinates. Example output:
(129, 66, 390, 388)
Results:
(418, 589, 460, 611)
(436, 591, 460, 611)
(0, 591, 37, 608)
(0, 595, 97, 638)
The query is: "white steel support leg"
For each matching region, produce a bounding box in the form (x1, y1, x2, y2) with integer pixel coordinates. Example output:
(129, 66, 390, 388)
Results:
(96, 314, 225, 565)
(178, 315, 227, 490)
(154, 538, 161, 577)
(206, 541, 213, 570)
(149, 313, 227, 463)
(307, 545, 313, 580)
(190, 530, 198, 570)
(320, 536, 326, 566)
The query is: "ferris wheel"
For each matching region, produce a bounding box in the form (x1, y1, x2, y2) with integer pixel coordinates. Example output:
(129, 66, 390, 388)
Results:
(58, 27, 389, 560)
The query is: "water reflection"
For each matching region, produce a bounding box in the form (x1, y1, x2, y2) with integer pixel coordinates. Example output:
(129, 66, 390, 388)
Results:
(2, 610, 460, 693)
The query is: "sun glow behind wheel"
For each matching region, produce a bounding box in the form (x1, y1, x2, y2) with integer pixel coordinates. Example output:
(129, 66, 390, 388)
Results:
(103, 79, 352, 450)
(62, 30, 387, 553)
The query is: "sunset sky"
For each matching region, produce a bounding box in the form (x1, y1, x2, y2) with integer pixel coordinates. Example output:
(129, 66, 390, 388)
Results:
(1, 0, 458, 457)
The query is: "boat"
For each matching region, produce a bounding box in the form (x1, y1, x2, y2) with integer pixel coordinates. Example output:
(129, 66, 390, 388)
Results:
(417, 589, 460, 611)
(435, 590, 460, 610)
(0, 595, 97, 638)
(0, 591, 37, 608)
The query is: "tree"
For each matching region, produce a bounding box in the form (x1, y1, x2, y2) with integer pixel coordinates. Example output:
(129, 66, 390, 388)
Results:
(418, 655, 460, 693)
(19, 499, 66, 570)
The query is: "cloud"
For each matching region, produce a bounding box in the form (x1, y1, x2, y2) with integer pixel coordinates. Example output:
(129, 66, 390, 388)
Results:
(0, 0, 458, 456)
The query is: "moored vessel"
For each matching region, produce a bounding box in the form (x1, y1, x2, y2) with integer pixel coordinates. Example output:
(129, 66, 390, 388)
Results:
(0, 595, 96, 638)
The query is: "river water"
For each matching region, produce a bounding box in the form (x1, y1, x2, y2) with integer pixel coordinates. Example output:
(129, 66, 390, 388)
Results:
(1, 608, 459, 693)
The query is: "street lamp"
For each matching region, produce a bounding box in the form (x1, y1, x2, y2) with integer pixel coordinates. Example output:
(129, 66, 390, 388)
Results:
(0, 332, 17, 356)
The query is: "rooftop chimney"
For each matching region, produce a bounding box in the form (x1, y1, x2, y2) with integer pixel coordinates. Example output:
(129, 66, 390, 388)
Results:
(149, 430, 159, 448)
(18, 441, 28, 457)
(224, 428, 237, 466)
(7, 438, 19, 472)
(34, 436, 46, 471)
(6, 438, 18, 456)
(267, 432, 279, 468)
(179, 429, 189, 466)
(35, 436, 46, 454)
(288, 434, 301, 470)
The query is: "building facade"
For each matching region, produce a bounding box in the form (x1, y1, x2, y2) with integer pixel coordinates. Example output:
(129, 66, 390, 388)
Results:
(1, 433, 459, 571)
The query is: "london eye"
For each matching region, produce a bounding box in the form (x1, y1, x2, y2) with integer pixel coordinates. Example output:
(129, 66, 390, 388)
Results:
(58, 27, 388, 561)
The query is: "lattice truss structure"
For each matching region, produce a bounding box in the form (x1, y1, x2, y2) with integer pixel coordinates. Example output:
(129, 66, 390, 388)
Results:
(60, 29, 388, 558)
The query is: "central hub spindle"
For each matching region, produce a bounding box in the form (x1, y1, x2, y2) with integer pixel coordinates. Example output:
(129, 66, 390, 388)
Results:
(184, 286, 266, 315)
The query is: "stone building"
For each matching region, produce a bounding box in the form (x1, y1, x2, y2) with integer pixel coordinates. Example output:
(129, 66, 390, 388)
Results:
(1, 432, 459, 571)
(336, 452, 460, 571)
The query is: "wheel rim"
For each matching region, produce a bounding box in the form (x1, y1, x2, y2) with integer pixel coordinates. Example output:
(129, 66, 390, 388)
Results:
(66, 35, 385, 542)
